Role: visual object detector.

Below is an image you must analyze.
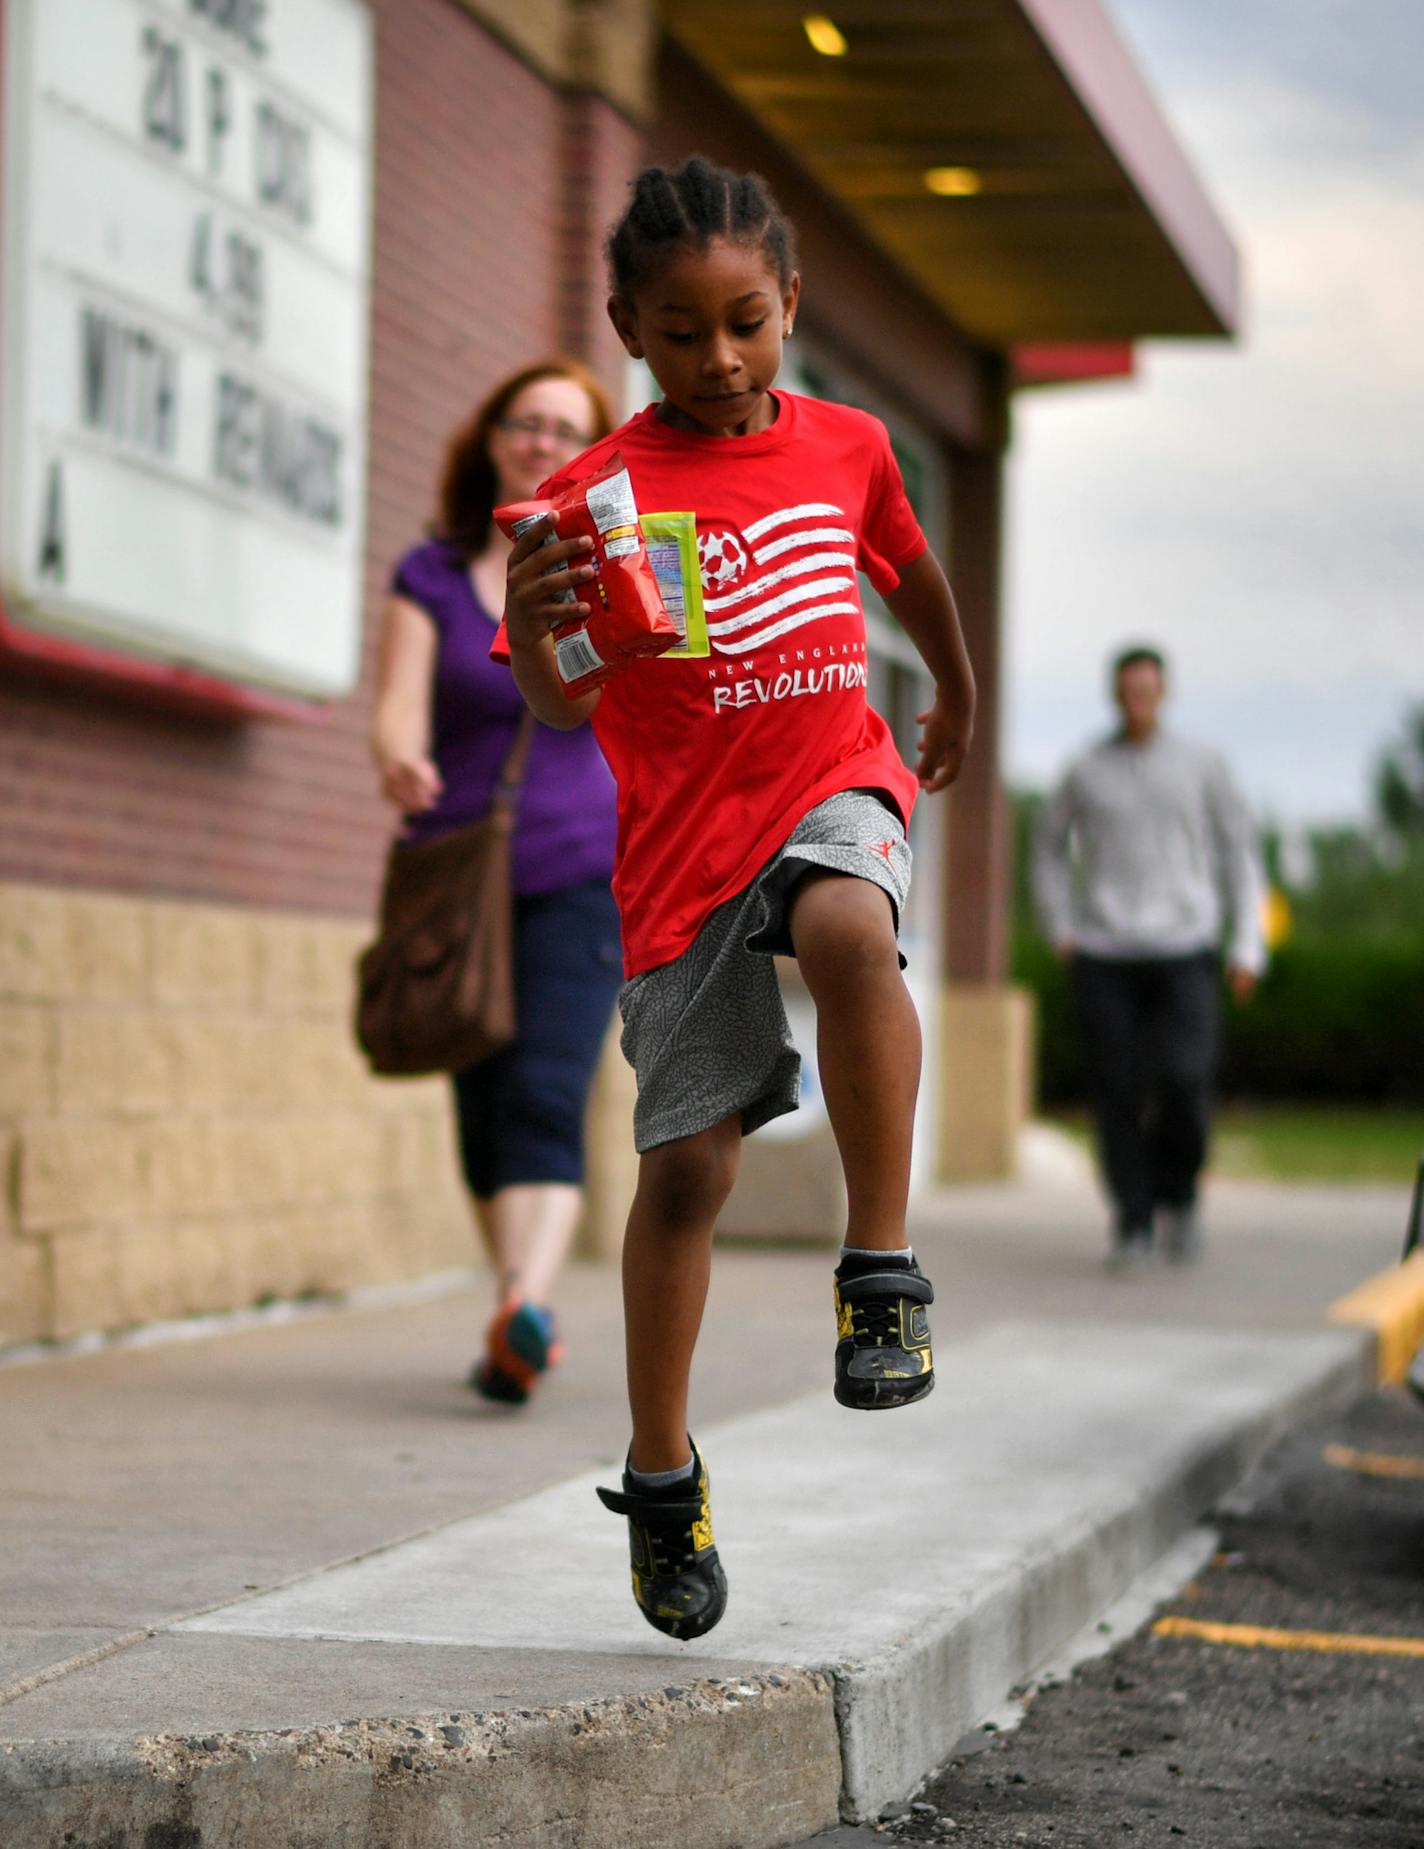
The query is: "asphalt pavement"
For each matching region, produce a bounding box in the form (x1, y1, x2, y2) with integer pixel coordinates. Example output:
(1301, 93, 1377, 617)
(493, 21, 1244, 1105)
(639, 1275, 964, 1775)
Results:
(834, 1385, 1424, 1849)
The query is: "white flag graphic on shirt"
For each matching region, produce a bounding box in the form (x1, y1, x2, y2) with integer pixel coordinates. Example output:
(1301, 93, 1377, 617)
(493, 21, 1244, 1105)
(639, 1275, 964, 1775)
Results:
(697, 503, 859, 657)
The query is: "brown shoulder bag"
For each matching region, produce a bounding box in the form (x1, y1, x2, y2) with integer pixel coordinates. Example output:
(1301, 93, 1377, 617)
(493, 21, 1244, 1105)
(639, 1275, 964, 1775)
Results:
(355, 714, 535, 1077)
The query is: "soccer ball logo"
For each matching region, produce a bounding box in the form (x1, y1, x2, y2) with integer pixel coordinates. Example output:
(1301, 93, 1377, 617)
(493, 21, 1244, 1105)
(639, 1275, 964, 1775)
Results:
(697, 527, 750, 592)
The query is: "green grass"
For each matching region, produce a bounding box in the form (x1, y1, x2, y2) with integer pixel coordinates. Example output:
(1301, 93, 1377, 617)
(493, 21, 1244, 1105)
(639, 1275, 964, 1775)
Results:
(1046, 1105, 1424, 1187)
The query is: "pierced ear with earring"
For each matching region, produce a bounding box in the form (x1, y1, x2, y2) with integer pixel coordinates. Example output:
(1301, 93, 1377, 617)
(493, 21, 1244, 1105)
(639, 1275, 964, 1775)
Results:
(783, 319, 794, 338)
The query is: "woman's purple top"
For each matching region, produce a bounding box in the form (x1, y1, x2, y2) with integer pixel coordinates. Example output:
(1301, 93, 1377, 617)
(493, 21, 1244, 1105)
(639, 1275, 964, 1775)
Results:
(392, 541, 617, 896)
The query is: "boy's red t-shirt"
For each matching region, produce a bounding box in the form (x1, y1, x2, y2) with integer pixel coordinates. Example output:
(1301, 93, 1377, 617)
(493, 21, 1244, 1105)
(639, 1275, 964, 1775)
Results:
(498, 391, 928, 977)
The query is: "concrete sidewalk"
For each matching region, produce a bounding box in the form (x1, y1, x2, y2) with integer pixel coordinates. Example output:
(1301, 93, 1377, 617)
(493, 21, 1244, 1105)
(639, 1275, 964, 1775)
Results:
(0, 1170, 1413, 1847)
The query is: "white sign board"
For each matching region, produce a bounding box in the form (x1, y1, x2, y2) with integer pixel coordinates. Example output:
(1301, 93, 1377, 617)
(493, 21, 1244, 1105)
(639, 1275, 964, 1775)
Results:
(1, 0, 373, 698)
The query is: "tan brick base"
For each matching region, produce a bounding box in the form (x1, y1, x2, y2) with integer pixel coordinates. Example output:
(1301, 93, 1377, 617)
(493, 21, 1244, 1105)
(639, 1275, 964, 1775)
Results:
(936, 983, 1036, 1183)
(0, 882, 635, 1347)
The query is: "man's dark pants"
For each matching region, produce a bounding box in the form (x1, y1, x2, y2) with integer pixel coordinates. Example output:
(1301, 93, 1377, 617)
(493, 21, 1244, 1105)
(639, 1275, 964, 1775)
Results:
(1071, 950, 1221, 1236)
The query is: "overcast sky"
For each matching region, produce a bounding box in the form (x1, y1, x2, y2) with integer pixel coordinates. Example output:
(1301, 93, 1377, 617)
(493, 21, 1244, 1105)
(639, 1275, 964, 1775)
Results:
(1004, 0, 1424, 826)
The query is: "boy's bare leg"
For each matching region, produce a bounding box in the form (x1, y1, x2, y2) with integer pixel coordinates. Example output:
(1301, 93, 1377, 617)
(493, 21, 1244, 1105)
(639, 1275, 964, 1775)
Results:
(622, 1115, 743, 1473)
(788, 872, 920, 1250)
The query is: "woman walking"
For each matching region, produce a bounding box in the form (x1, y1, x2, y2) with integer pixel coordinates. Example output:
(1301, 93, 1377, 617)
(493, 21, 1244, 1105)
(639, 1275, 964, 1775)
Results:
(372, 360, 621, 1403)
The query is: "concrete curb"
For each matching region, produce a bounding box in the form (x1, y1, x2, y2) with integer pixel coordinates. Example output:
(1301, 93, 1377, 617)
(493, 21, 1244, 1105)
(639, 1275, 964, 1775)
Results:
(0, 1325, 1377, 1849)
(831, 1326, 1375, 1816)
(0, 1672, 843, 1849)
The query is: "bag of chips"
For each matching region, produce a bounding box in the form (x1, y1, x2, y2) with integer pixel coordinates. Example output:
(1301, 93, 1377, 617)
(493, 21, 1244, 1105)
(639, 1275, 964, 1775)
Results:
(492, 454, 681, 696)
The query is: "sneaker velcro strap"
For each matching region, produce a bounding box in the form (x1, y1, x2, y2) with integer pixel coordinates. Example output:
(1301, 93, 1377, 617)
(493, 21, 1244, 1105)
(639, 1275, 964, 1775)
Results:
(837, 1269, 935, 1306)
(596, 1484, 703, 1523)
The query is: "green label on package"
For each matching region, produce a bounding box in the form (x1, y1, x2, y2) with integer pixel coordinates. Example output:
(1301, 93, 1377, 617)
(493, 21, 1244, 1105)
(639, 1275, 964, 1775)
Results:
(639, 512, 708, 659)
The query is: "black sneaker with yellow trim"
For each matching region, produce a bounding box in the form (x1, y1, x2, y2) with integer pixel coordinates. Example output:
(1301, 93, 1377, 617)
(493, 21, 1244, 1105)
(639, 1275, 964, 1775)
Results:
(595, 1442, 727, 1640)
(833, 1250, 935, 1410)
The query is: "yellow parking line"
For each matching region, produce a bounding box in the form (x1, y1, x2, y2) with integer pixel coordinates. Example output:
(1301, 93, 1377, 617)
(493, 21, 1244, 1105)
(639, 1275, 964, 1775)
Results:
(1153, 1616, 1424, 1660)
(1324, 1442, 1424, 1481)
(1329, 1250, 1424, 1384)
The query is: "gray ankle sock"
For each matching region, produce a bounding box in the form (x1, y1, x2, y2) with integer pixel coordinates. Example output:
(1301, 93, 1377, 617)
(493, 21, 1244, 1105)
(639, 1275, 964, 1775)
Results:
(628, 1455, 694, 1490)
(839, 1244, 913, 1263)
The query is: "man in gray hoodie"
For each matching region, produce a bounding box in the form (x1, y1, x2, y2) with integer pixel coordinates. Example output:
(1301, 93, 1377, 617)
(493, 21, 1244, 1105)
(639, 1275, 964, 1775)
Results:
(1033, 646, 1265, 1269)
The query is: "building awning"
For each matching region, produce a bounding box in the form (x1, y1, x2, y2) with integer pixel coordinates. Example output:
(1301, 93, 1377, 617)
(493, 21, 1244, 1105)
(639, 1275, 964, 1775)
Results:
(658, 0, 1239, 348)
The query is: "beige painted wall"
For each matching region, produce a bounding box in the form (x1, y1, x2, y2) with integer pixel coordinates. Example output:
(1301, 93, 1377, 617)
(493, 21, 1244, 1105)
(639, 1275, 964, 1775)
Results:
(0, 882, 634, 1348)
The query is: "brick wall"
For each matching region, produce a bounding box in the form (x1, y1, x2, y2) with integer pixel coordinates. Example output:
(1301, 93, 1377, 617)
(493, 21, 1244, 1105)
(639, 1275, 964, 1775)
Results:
(558, 90, 643, 385)
(0, 0, 620, 919)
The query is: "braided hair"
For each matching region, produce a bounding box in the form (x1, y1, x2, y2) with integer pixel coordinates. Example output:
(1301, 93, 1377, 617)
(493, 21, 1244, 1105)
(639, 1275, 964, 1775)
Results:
(606, 157, 798, 299)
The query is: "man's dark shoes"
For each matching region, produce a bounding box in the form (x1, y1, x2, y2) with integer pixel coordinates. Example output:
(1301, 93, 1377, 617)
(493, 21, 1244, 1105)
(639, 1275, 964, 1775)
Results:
(1105, 1228, 1154, 1275)
(833, 1250, 935, 1410)
(1160, 1206, 1203, 1266)
(596, 1443, 728, 1640)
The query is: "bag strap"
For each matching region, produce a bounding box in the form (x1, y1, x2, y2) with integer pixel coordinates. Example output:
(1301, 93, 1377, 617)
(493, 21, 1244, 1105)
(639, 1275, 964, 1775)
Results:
(491, 711, 536, 812)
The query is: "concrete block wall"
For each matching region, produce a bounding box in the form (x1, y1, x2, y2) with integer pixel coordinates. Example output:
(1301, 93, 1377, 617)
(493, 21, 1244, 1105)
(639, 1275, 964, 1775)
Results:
(936, 984, 1035, 1183)
(0, 880, 637, 1348)
(0, 882, 468, 1346)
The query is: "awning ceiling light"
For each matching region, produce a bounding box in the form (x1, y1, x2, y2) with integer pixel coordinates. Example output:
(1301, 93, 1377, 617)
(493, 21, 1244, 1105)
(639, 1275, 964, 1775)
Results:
(924, 166, 982, 197)
(802, 15, 848, 57)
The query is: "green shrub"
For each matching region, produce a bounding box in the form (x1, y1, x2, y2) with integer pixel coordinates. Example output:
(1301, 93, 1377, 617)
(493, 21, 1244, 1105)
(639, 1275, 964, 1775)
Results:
(1222, 933, 1424, 1102)
(1011, 930, 1080, 1105)
(1012, 930, 1424, 1107)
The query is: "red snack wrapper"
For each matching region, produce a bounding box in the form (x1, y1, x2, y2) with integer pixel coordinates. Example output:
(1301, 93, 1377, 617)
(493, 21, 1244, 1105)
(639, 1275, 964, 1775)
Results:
(491, 453, 680, 697)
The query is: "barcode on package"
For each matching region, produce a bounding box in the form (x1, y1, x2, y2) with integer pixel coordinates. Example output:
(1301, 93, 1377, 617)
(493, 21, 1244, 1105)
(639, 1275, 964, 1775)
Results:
(555, 628, 605, 683)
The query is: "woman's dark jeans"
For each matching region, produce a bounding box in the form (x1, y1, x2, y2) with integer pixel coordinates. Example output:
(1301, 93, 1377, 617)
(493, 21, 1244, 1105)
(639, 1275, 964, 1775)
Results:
(452, 877, 623, 1198)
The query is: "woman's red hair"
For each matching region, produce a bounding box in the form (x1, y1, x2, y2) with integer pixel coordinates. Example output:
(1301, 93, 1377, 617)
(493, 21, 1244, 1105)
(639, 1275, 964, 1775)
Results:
(436, 358, 615, 558)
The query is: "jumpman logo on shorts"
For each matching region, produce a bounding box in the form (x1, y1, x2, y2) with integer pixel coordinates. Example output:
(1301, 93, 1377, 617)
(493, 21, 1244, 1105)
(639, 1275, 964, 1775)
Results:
(871, 839, 897, 861)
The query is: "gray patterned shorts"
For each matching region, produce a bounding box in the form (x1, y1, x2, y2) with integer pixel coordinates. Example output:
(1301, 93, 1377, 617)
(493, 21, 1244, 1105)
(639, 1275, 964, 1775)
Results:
(618, 789, 912, 1153)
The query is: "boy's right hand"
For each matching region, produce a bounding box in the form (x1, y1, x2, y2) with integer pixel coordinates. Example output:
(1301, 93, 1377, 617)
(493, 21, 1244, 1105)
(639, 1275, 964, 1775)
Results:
(504, 518, 595, 652)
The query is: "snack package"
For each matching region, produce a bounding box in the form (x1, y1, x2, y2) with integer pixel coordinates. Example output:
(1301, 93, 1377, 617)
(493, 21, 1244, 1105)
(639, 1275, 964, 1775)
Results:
(639, 511, 709, 659)
(492, 454, 681, 697)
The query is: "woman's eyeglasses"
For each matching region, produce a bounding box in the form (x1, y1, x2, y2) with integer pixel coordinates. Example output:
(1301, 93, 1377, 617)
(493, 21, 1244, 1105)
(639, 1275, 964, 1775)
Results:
(496, 414, 592, 447)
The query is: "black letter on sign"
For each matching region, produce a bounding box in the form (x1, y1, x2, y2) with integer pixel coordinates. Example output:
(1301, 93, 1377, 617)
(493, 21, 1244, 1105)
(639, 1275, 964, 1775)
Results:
(254, 101, 313, 226)
(37, 462, 66, 583)
(141, 26, 187, 154)
(206, 66, 232, 175)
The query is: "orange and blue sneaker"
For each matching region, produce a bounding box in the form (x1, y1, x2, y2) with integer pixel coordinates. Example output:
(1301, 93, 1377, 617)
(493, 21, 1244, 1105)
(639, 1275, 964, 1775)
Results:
(833, 1250, 935, 1410)
(596, 1442, 728, 1640)
(469, 1298, 563, 1405)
